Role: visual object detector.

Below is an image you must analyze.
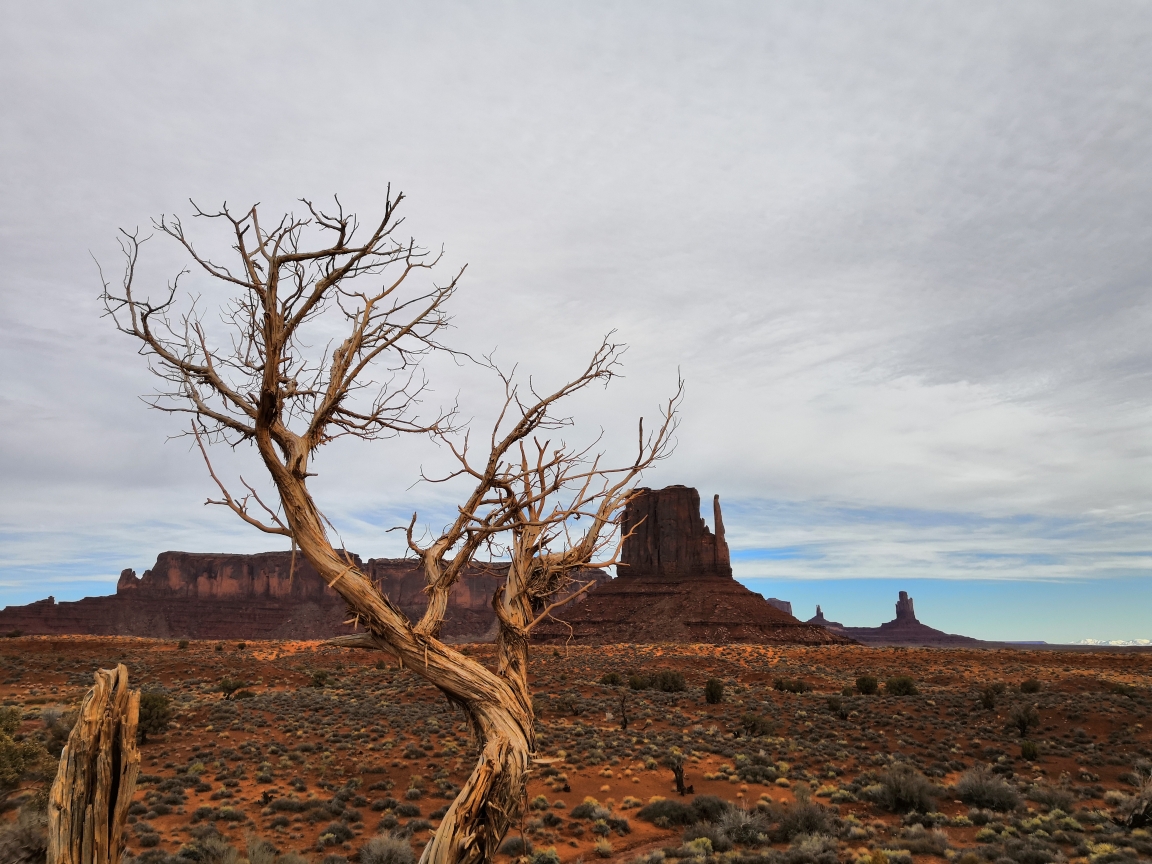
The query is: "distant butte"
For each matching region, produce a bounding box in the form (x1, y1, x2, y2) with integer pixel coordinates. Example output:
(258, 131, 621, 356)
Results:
(805, 590, 985, 647)
(534, 485, 852, 645)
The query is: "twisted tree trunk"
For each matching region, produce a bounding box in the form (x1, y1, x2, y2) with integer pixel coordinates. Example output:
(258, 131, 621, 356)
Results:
(48, 664, 140, 864)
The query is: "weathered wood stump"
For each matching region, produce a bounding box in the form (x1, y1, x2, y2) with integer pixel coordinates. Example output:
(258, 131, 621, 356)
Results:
(47, 664, 140, 864)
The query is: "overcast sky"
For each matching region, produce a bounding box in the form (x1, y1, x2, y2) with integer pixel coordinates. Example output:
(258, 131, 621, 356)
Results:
(1, 2, 1150, 642)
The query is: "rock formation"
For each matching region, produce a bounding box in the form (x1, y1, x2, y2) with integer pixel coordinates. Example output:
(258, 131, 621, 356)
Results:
(808, 591, 984, 647)
(805, 605, 845, 630)
(534, 485, 852, 645)
(0, 551, 605, 642)
(765, 598, 793, 617)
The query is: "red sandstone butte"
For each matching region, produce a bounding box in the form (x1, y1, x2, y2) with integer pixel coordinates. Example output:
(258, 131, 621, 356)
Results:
(535, 485, 852, 645)
(0, 551, 606, 641)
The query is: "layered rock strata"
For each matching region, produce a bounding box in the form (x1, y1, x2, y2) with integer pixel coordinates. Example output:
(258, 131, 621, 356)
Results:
(535, 485, 852, 645)
(0, 551, 605, 642)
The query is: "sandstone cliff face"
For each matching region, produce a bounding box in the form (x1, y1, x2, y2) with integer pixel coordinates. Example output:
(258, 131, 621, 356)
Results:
(0, 552, 604, 641)
(620, 486, 732, 578)
(536, 486, 852, 646)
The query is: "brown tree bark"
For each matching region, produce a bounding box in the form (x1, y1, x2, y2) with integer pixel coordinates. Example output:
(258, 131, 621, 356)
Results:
(101, 196, 679, 864)
(47, 664, 140, 864)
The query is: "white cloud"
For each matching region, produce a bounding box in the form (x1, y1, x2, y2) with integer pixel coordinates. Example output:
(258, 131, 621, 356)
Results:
(0, 3, 1149, 623)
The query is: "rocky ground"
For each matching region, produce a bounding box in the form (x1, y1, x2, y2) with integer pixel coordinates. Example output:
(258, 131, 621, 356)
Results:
(2, 636, 1151, 864)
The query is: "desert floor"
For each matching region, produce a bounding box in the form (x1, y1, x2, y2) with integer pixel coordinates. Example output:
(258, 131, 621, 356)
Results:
(2, 636, 1151, 864)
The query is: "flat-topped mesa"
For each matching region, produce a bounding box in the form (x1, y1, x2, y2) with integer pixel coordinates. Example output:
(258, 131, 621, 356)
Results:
(619, 485, 732, 578)
(0, 551, 606, 641)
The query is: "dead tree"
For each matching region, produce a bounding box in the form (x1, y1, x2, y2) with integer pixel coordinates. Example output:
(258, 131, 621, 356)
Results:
(47, 664, 140, 864)
(102, 194, 680, 864)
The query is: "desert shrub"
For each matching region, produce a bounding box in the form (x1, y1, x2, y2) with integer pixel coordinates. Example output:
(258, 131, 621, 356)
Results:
(219, 678, 249, 700)
(683, 821, 732, 853)
(628, 674, 650, 690)
(863, 764, 940, 813)
(690, 795, 729, 823)
(705, 679, 724, 704)
(653, 670, 686, 693)
(0, 724, 52, 800)
(181, 828, 240, 864)
(498, 836, 532, 856)
(310, 671, 330, 688)
(718, 806, 770, 846)
(979, 682, 1006, 710)
(43, 709, 76, 758)
(246, 835, 279, 864)
(1117, 770, 1152, 830)
(0, 707, 20, 736)
(770, 798, 837, 842)
(740, 713, 775, 738)
(1019, 678, 1042, 694)
(1026, 784, 1073, 812)
(319, 821, 354, 846)
(1020, 740, 1039, 761)
(529, 848, 561, 864)
(600, 672, 623, 687)
(1007, 703, 1040, 738)
(855, 675, 879, 695)
(774, 678, 810, 694)
(783, 833, 839, 864)
(0, 807, 47, 864)
(825, 696, 850, 720)
(178, 640, 189, 650)
(593, 838, 613, 858)
(137, 693, 172, 743)
(637, 798, 694, 826)
(885, 676, 918, 696)
(395, 803, 421, 817)
(954, 766, 1020, 811)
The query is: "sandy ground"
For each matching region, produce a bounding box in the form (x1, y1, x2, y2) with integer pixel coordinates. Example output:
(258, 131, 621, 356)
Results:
(2, 636, 1150, 863)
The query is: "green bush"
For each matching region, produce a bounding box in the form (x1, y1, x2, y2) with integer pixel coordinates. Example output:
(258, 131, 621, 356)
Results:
(310, 671, 330, 688)
(627, 674, 649, 691)
(137, 692, 172, 743)
(855, 675, 879, 695)
(498, 836, 532, 856)
(979, 683, 1004, 710)
(219, 678, 248, 700)
(740, 713, 775, 737)
(361, 838, 417, 864)
(863, 764, 940, 813)
(600, 672, 623, 687)
(954, 765, 1020, 811)
(636, 798, 694, 826)
(773, 678, 810, 694)
(1019, 678, 1042, 694)
(653, 670, 686, 693)
(768, 796, 837, 842)
(1007, 703, 1040, 737)
(636, 796, 726, 827)
(1020, 740, 1039, 761)
(885, 676, 918, 696)
(529, 848, 561, 864)
(177, 640, 189, 650)
(704, 678, 724, 704)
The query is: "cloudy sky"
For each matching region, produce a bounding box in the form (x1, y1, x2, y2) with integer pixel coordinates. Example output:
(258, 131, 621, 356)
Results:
(2, 2, 1150, 642)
